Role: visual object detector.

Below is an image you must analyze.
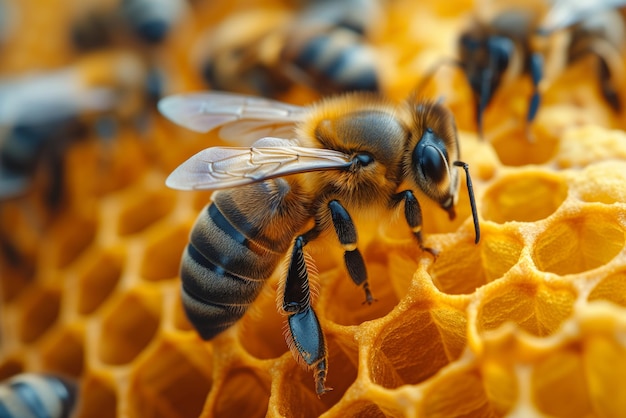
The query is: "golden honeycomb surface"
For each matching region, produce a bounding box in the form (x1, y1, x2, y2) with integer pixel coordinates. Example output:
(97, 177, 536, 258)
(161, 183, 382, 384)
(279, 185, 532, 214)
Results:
(1, 0, 626, 417)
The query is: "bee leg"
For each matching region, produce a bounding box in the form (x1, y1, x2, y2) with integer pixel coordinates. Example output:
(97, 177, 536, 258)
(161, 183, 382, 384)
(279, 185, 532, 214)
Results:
(527, 52, 543, 127)
(391, 190, 438, 258)
(283, 234, 331, 395)
(328, 200, 375, 304)
(597, 55, 621, 112)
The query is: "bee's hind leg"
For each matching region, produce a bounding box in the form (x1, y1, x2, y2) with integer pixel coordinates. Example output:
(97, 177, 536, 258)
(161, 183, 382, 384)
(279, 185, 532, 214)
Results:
(283, 234, 331, 396)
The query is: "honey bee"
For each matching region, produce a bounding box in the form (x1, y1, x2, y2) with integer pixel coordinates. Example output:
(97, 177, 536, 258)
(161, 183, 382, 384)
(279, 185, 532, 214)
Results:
(159, 91, 480, 394)
(196, 0, 380, 98)
(71, 0, 186, 50)
(0, 50, 147, 202)
(0, 373, 77, 418)
(421, 0, 626, 137)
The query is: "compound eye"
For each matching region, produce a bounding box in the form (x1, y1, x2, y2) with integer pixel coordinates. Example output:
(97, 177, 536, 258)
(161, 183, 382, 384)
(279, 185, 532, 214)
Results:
(420, 144, 446, 183)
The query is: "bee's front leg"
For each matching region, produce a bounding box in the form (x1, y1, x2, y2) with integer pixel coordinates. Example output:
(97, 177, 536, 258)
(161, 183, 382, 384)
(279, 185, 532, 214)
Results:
(327, 200, 375, 304)
(391, 190, 438, 258)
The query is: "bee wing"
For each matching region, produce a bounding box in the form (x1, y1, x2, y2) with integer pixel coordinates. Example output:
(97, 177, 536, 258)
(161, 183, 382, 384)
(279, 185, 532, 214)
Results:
(539, 0, 626, 33)
(157, 92, 308, 145)
(0, 69, 118, 127)
(166, 137, 352, 190)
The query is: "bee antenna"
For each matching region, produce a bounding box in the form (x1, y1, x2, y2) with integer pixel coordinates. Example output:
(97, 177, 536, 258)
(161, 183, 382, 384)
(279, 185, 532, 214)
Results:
(453, 161, 480, 244)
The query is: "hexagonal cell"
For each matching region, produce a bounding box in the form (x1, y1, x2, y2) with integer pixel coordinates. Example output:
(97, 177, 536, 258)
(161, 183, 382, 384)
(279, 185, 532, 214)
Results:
(238, 280, 289, 361)
(480, 227, 524, 282)
(481, 170, 568, 224)
(477, 278, 576, 337)
(40, 327, 84, 378)
(49, 213, 98, 269)
(574, 161, 626, 204)
(370, 303, 467, 389)
(116, 189, 176, 236)
(328, 400, 390, 418)
(128, 339, 212, 418)
(17, 286, 61, 343)
(490, 125, 559, 167)
(428, 235, 490, 295)
(583, 333, 626, 416)
(319, 333, 359, 410)
(532, 347, 592, 417)
(322, 263, 399, 326)
(588, 269, 626, 307)
(421, 366, 506, 417)
(76, 249, 124, 315)
(212, 369, 270, 418)
(274, 360, 329, 418)
(73, 375, 117, 418)
(97, 291, 161, 365)
(139, 224, 188, 281)
(533, 211, 625, 276)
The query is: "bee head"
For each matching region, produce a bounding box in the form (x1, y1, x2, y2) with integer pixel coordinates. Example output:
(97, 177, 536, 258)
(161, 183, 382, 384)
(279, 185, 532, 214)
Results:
(406, 101, 460, 220)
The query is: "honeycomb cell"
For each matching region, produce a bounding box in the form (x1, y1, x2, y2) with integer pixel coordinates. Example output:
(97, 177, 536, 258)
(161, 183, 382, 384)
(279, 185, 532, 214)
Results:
(40, 327, 84, 378)
(116, 189, 176, 236)
(97, 291, 161, 365)
(73, 375, 117, 418)
(477, 277, 576, 337)
(328, 401, 388, 418)
(212, 369, 270, 418)
(139, 224, 188, 281)
(532, 347, 592, 418)
(274, 359, 329, 418)
(421, 367, 498, 418)
(76, 249, 124, 315)
(128, 339, 212, 418)
(583, 333, 626, 417)
(17, 286, 61, 343)
(428, 236, 488, 295)
(573, 161, 626, 204)
(238, 279, 289, 360)
(588, 269, 626, 307)
(480, 227, 524, 282)
(370, 300, 467, 389)
(322, 263, 399, 326)
(533, 211, 625, 276)
(320, 332, 359, 408)
(481, 170, 568, 223)
(49, 214, 98, 269)
(490, 125, 559, 166)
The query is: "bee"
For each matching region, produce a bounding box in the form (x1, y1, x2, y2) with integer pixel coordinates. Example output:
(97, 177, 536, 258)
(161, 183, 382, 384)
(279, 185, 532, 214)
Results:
(421, 0, 626, 137)
(0, 373, 77, 418)
(196, 0, 380, 98)
(119, 0, 187, 44)
(159, 91, 480, 395)
(70, 0, 187, 51)
(0, 50, 147, 203)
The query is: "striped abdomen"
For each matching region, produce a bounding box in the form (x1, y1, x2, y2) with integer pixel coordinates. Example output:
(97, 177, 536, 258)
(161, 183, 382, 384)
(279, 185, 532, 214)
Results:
(180, 179, 313, 340)
(0, 374, 77, 418)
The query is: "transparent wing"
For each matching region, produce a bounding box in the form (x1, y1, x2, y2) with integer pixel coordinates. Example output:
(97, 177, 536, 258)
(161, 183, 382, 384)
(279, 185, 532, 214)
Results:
(166, 137, 352, 190)
(539, 0, 626, 34)
(157, 91, 308, 145)
(0, 68, 118, 127)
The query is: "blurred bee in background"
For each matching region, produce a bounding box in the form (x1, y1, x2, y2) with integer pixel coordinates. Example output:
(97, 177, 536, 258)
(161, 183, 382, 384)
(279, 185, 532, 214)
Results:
(159, 91, 480, 394)
(71, 0, 188, 50)
(0, 51, 147, 205)
(196, 0, 381, 98)
(421, 0, 626, 138)
(0, 373, 77, 418)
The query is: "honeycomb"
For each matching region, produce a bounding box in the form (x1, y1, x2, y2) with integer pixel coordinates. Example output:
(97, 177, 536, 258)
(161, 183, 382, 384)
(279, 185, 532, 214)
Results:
(2, 0, 626, 417)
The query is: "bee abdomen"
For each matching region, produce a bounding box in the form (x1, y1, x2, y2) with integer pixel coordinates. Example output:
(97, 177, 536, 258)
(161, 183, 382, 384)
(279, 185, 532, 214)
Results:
(180, 203, 284, 340)
(0, 374, 77, 418)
